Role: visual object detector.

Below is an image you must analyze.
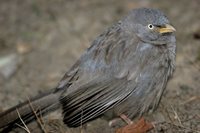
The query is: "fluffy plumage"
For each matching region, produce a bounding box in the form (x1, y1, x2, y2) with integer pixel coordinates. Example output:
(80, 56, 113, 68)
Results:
(0, 8, 176, 132)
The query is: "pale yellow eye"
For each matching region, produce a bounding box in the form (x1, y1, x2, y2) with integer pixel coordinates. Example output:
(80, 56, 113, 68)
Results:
(148, 24, 154, 29)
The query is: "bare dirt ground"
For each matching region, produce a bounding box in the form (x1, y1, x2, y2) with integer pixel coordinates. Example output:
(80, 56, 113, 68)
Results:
(0, 0, 199, 133)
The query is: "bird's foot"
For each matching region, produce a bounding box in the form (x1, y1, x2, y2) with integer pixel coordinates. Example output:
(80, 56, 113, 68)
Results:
(120, 114, 133, 125)
(109, 118, 122, 127)
(116, 117, 153, 133)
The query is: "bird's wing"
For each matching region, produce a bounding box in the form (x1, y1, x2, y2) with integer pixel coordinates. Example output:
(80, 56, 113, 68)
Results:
(61, 76, 135, 127)
(56, 59, 81, 91)
(58, 22, 139, 127)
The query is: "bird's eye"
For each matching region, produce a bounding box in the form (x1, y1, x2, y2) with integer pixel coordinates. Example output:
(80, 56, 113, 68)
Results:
(148, 24, 154, 29)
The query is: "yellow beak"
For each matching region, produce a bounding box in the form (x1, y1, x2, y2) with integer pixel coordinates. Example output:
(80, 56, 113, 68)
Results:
(159, 24, 176, 34)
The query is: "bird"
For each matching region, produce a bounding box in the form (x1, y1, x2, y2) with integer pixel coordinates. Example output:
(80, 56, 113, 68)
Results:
(0, 8, 176, 132)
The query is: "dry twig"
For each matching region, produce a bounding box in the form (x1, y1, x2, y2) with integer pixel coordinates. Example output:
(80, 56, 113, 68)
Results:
(27, 96, 47, 133)
(15, 109, 31, 133)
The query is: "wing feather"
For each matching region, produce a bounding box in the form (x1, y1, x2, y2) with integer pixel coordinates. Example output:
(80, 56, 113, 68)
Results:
(60, 77, 136, 127)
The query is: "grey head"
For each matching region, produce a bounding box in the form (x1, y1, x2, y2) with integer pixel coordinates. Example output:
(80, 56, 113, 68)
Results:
(121, 8, 176, 45)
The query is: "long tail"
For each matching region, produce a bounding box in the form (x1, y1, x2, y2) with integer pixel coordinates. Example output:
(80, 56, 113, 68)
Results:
(0, 89, 61, 132)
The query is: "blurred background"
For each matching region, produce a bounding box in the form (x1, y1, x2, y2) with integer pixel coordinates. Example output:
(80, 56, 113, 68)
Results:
(0, 0, 199, 132)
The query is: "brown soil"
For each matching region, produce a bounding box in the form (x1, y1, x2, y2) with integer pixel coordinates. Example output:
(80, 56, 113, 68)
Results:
(0, 0, 199, 133)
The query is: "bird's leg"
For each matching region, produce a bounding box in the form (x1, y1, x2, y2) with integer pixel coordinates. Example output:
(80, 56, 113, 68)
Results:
(120, 114, 133, 125)
(109, 118, 121, 127)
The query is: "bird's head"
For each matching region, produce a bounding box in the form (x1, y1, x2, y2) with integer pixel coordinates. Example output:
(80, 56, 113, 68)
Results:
(123, 8, 176, 45)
